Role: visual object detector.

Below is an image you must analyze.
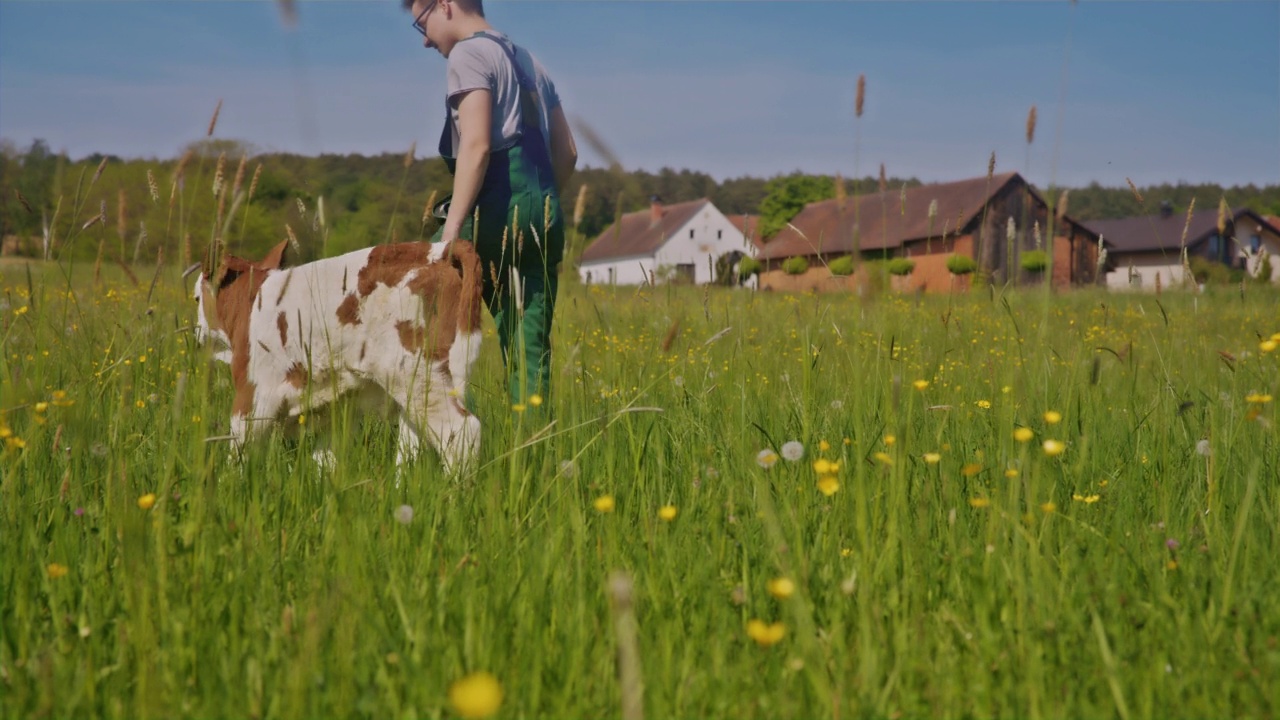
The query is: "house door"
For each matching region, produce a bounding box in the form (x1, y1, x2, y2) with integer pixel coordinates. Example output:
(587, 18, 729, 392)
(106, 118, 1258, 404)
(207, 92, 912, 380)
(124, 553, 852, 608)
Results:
(675, 263, 696, 284)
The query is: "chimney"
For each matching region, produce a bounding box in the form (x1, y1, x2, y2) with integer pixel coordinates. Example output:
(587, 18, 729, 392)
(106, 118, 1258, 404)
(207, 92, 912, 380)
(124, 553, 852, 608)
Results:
(1159, 200, 1173, 219)
(650, 195, 663, 226)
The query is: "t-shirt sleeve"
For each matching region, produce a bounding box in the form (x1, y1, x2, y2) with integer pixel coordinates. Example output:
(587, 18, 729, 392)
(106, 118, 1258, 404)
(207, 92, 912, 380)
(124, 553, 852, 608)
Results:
(447, 43, 495, 102)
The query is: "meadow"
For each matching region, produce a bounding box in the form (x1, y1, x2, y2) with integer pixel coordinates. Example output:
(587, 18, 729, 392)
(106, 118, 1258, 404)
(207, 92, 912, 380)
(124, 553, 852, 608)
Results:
(2, 254, 1278, 719)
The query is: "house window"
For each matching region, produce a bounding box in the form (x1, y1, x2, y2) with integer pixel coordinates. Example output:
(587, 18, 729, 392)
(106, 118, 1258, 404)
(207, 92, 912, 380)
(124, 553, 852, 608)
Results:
(608, 267, 616, 285)
(717, 230, 723, 240)
(675, 264, 696, 284)
(1250, 234, 1262, 252)
(689, 229, 695, 239)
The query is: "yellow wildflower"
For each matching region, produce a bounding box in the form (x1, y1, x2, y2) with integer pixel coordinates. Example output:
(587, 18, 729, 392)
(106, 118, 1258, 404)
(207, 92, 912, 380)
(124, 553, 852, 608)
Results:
(913, 379, 929, 391)
(976, 400, 992, 409)
(961, 463, 982, 477)
(873, 452, 893, 466)
(1004, 468, 1019, 479)
(818, 439, 831, 452)
(767, 577, 795, 600)
(658, 505, 677, 521)
(883, 434, 896, 446)
(1013, 427, 1034, 443)
(1040, 501, 1057, 513)
(449, 672, 503, 720)
(969, 497, 991, 508)
(137, 493, 157, 510)
(34, 402, 48, 413)
(1260, 340, 1277, 353)
(1043, 410, 1062, 424)
(1072, 494, 1100, 504)
(746, 619, 786, 647)
(816, 476, 840, 496)
(923, 452, 941, 464)
(1245, 393, 1273, 404)
(1042, 439, 1066, 457)
(528, 394, 543, 407)
(593, 495, 615, 513)
(47, 563, 69, 580)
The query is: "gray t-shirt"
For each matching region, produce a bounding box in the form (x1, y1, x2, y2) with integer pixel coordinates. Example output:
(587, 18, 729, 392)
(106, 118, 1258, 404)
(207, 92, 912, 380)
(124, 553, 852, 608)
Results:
(445, 30, 561, 160)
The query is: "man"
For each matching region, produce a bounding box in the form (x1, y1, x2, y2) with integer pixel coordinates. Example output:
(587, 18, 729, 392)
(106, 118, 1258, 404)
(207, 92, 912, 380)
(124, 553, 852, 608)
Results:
(407, 0, 577, 408)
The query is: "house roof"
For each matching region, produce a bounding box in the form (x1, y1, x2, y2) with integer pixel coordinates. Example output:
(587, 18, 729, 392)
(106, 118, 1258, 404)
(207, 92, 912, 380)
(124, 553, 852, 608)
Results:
(726, 214, 764, 250)
(580, 198, 710, 264)
(758, 172, 1042, 260)
(1084, 208, 1272, 253)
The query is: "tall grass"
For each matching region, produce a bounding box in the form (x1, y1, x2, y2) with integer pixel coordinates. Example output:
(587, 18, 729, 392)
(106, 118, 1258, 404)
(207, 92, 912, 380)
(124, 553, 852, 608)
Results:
(3, 254, 1278, 718)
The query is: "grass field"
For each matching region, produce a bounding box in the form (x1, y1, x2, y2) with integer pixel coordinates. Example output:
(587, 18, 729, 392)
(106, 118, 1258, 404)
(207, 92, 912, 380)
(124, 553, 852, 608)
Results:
(2, 258, 1278, 719)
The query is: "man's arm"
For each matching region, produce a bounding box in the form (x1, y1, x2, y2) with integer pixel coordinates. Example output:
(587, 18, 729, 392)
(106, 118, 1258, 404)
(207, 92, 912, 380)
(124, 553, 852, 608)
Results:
(442, 89, 492, 244)
(548, 105, 577, 193)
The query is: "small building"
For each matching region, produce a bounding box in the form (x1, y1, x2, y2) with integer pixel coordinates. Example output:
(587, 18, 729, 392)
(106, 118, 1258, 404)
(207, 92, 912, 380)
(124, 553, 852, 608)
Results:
(757, 172, 1101, 293)
(1085, 205, 1280, 289)
(578, 198, 751, 285)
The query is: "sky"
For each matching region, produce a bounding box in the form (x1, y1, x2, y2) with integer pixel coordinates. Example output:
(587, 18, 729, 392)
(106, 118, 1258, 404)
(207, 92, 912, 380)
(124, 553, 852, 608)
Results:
(1, 0, 1278, 189)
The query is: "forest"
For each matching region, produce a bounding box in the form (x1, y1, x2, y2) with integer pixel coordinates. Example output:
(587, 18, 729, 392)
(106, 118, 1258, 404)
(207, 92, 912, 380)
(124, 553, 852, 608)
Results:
(2, 137, 1278, 265)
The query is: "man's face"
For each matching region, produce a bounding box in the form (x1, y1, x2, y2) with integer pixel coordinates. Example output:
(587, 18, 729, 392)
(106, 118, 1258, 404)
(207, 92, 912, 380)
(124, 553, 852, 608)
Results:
(411, 0, 443, 55)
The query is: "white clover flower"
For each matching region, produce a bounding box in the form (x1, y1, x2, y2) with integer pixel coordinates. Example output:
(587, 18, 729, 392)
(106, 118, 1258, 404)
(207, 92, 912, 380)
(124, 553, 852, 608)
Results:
(558, 459, 578, 478)
(781, 441, 805, 462)
(756, 448, 779, 469)
(394, 505, 414, 525)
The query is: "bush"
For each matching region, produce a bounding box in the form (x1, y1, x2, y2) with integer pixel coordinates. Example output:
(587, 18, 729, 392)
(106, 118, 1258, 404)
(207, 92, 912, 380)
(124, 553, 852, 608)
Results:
(1188, 256, 1237, 285)
(782, 256, 810, 275)
(1020, 250, 1048, 273)
(886, 258, 916, 276)
(828, 255, 855, 276)
(737, 256, 762, 280)
(946, 254, 978, 275)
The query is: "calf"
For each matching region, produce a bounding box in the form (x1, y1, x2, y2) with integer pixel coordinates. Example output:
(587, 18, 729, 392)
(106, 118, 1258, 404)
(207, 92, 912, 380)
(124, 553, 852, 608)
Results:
(194, 239, 483, 472)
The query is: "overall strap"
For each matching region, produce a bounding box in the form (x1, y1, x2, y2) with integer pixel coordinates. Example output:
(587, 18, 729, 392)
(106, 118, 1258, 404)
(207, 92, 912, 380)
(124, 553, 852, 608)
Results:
(470, 32, 543, 132)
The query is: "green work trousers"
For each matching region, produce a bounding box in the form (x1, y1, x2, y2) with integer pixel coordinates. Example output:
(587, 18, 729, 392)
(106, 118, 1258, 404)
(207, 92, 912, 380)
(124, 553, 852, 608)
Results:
(434, 141, 564, 408)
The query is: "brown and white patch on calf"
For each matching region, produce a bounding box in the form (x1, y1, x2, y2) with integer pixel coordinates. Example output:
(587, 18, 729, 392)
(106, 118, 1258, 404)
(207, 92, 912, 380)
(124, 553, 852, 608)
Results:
(196, 239, 484, 472)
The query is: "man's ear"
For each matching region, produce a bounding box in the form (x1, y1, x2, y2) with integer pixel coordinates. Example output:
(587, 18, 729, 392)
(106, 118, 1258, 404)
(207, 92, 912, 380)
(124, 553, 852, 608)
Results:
(258, 239, 291, 271)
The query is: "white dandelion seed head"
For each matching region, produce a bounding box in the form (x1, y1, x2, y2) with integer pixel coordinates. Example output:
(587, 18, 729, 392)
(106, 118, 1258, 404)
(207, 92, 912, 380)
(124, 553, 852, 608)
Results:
(1195, 439, 1212, 457)
(394, 505, 414, 525)
(830, 399, 844, 410)
(559, 459, 578, 478)
(781, 441, 805, 462)
(672, 375, 684, 387)
(756, 448, 779, 469)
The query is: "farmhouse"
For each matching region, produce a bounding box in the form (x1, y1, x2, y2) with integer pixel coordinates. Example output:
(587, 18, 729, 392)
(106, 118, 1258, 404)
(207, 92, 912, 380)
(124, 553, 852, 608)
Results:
(756, 172, 1102, 293)
(577, 198, 752, 285)
(1085, 205, 1280, 289)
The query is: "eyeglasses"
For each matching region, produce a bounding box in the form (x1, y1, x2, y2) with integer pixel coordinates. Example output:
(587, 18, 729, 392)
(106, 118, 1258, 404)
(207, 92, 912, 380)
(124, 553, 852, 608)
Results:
(411, 1, 437, 36)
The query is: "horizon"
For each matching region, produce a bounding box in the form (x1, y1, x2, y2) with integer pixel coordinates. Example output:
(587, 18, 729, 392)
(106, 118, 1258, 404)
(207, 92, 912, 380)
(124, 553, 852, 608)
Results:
(2, 1, 1277, 189)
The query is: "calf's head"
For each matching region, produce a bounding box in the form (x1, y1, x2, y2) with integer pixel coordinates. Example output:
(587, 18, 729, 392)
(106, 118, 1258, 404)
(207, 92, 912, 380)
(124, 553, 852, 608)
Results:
(191, 240, 290, 362)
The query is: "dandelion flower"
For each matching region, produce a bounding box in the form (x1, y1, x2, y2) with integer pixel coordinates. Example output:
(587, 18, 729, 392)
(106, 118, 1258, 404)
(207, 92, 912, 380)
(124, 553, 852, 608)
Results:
(528, 394, 543, 407)
(34, 402, 48, 413)
(913, 379, 929, 391)
(780, 441, 805, 462)
(767, 577, 795, 599)
(1042, 439, 1066, 457)
(923, 452, 941, 464)
(593, 495, 615, 513)
(1195, 439, 1211, 457)
(883, 434, 896, 446)
(137, 493, 157, 510)
(1040, 501, 1056, 513)
(1166, 560, 1178, 570)
(969, 497, 991, 509)
(449, 672, 503, 720)
(658, 505, 677, 521)
(961, 463, 982, 477)
(746, 619, 786, 647)
(394, 505, 414, 525)
(812, 458, 835, 475)
(817, 476, 840, 496)
(756, 449, 779, 469)
(1072, 494, 1101, 504)
(818, 439, 831, 452)
(975, 400, 992, 409)
(1043, 410, 1062, 424)
(1013, 427, 1034, 443)
(47, 563, 69, 580)
(511, 403, 527, 413)
(1004, 468, 1019, 479)
(873, 452, 893, 466)
(1245, 393, 1273, 404)
(1260, 340, 1277, 353)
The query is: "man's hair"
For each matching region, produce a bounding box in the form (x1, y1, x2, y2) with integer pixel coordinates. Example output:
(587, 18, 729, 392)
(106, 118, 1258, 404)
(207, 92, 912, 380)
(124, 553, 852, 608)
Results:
(402, 0, 484, 16)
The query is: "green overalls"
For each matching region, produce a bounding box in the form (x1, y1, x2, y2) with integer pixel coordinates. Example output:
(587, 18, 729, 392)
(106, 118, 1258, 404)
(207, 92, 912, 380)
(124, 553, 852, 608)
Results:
(432, 32, 564, 408)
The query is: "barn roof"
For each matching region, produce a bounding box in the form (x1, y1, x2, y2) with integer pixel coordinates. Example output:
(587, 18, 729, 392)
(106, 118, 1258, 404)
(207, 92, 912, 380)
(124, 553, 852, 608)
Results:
(759, 172, 1030, 260)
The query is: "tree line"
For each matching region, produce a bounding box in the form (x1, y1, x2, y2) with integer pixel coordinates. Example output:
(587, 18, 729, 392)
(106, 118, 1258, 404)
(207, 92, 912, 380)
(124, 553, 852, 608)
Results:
(2, 137, 1278, 267)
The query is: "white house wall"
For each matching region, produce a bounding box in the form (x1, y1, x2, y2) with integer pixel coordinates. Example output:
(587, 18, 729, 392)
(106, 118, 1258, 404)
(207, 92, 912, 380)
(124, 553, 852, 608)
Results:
(578, 203, 750, 286)
(1105, 260, 1188, 291)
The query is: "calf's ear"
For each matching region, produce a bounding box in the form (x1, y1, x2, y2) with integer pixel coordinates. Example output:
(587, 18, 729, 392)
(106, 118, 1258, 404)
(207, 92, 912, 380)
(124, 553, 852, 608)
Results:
(259, 239, 291, 271)
(217, 256, 254, 290)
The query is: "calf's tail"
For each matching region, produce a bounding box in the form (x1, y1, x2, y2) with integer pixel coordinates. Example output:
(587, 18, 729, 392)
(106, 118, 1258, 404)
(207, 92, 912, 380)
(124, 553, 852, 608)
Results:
(449, 240, 484, 332)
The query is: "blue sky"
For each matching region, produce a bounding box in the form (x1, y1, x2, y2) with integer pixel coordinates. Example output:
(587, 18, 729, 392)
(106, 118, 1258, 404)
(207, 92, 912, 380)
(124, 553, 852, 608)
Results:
(1, 1, 1277, 188)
